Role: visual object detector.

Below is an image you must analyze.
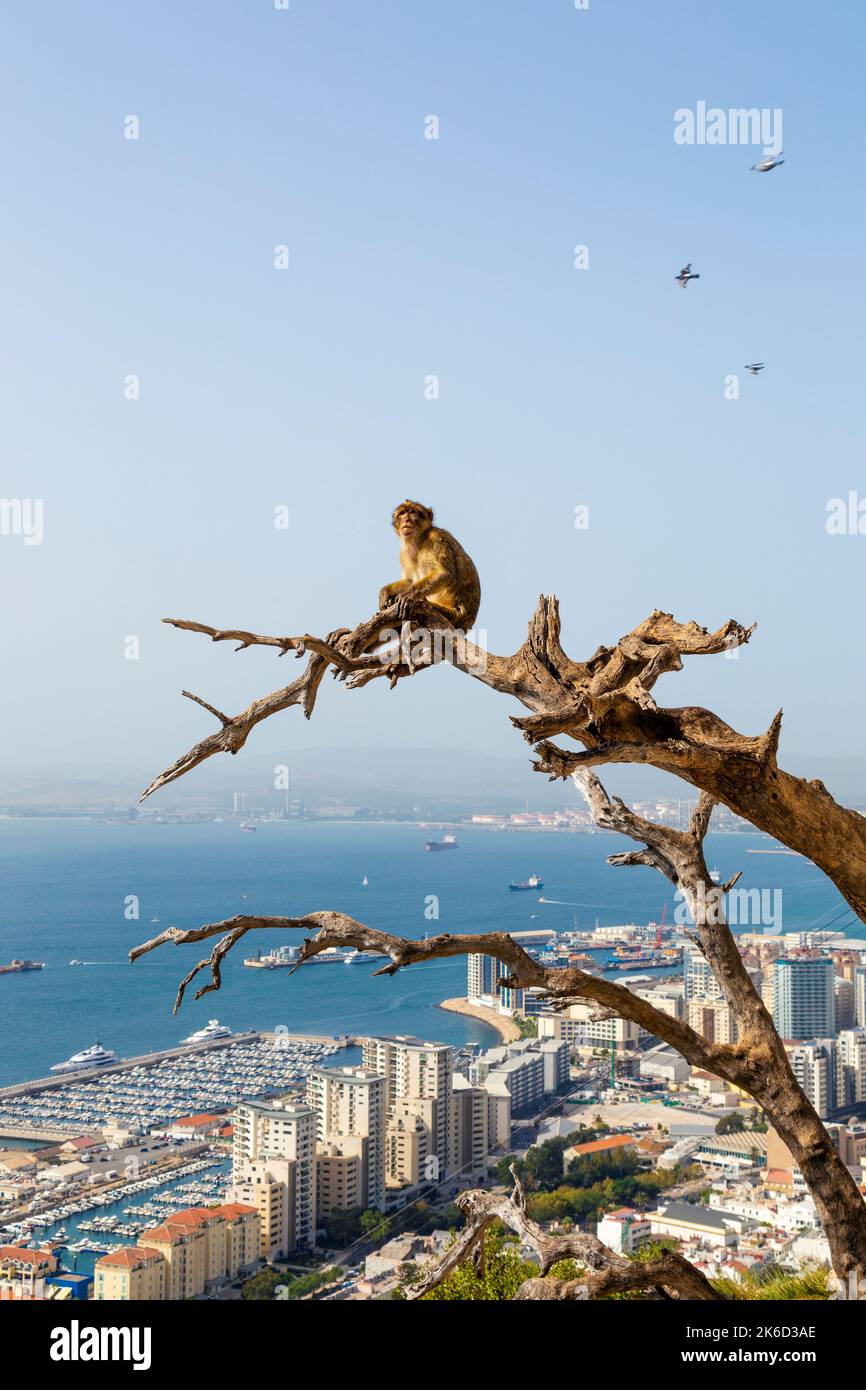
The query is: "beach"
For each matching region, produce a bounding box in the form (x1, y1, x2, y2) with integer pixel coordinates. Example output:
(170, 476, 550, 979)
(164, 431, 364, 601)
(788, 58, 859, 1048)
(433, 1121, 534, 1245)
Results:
(438, 997, 522, 1043)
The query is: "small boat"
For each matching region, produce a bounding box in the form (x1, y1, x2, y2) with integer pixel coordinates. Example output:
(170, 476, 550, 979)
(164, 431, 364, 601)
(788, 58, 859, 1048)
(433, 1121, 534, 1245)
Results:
(239, 823, 257, 833)
(361, 875, 369, 886)
(425, 834, 458, 852)
(509, 875, 544, 892)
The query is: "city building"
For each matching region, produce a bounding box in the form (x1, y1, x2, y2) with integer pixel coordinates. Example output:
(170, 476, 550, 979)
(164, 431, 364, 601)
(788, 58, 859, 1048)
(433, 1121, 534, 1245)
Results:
(596, 1208, 651, 1254)
(836, 975, 856, 1030)
(537, 1004, 645, 1052)
(467, 952, 501, 1006)
(94, 1203, 258, 1300)
(230, 1098, 317, 1255)
(306, 1066, 386, 1211)
(683, 943, 724, 1003)
(94, 1247, 166, 1302)
(639, 1044, 690, 1084)
(385, 1107, 432, 1188)
(649, 1201, 738, 1249)
(855, 966, 866, 1029)
(839, 1028, 866, 1105)
(773, 956, 836, 1040)
(687, 999, 738, 1044)
(0, 1246, 57, 1300)
(450, 1077, 491, 1179)
(362, 1036, 454, 1180)
(787, 1040, 842, 1119)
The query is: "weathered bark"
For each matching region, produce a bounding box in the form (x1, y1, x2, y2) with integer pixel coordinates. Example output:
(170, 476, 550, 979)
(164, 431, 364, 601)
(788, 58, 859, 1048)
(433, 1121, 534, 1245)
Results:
(405, 1168, 723, 1302)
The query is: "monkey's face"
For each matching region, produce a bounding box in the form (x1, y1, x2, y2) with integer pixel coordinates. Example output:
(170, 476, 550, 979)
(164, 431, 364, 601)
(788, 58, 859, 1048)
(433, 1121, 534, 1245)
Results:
(393, 503, 432, 542)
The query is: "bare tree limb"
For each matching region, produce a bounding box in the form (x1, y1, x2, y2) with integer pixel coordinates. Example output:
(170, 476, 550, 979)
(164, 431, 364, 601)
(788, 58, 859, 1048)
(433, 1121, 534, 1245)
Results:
(570, 769, 866, 1287)
(405, 1167, 723, 1301)
(142, 597, 866, 930)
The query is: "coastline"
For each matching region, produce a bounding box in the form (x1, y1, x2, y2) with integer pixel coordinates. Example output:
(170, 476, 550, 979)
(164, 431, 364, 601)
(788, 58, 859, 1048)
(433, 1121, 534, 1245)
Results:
(438, 997, 522, 1043)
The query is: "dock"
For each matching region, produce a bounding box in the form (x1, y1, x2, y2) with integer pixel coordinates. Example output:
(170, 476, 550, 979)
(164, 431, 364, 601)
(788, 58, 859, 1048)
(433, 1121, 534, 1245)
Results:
(0, 1031, 262, 1104)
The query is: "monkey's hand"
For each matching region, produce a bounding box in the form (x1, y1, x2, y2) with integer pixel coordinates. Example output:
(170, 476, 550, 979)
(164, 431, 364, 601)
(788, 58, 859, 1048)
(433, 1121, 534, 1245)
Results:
(392, 591, 420, 622)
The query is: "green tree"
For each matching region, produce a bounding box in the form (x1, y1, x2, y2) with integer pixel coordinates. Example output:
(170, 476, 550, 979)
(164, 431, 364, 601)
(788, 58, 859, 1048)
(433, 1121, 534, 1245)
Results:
(241, 1268, 280, 1301)
(360, 1208, 391, 1241)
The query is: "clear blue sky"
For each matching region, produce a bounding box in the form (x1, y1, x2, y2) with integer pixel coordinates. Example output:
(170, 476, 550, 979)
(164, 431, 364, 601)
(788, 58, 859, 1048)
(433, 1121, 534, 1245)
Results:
(2, 1, 864, 786)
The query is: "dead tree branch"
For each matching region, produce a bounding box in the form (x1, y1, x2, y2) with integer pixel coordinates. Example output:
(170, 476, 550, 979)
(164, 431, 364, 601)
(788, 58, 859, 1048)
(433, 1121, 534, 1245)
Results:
(142, 596, 866, 928)
(405, 1167, 723, 1301)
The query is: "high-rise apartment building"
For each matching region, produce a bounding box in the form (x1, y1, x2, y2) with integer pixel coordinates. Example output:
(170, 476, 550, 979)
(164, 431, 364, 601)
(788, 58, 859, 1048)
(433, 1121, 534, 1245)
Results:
(362, 1036, 453, 1179)
(855, 966, 866, 1029)
(773, 957, 836, 1040)
(230, 1098, 317, 1254)
(306, 1066, 386, 1211)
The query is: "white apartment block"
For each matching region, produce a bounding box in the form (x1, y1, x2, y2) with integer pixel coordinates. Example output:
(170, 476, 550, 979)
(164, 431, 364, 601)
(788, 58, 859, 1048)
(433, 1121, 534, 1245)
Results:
(537, 1005, 646, 1052)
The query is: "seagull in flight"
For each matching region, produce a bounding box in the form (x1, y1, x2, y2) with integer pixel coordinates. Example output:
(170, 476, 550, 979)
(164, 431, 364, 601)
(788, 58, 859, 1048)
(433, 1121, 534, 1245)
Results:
(744, 363, 766, 376)
(675, 263, 700, 288)
(751, 153, 785, 172)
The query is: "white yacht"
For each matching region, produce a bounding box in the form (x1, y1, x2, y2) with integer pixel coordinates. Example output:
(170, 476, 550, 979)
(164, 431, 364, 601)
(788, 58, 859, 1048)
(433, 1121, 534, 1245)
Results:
(50, 1043, 118, 1074)
(182, 1019, 233, 1045)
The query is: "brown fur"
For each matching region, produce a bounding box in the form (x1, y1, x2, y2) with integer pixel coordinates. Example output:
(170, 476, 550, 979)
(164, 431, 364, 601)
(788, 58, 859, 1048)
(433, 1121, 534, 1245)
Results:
(378, 500, 481, 629)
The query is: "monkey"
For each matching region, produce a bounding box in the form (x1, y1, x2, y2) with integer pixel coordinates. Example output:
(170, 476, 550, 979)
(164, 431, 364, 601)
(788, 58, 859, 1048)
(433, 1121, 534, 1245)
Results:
(378, 500, 481, 630)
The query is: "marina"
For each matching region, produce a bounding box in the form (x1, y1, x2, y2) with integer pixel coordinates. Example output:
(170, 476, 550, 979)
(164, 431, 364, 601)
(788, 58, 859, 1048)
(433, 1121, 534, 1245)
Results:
(0, 1034, 346, 1141)
(1, 1155, 231, 1276)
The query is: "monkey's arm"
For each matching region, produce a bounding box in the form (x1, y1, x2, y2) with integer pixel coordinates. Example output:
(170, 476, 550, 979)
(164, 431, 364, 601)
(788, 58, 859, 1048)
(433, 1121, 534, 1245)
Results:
(378, 579, 411, 609)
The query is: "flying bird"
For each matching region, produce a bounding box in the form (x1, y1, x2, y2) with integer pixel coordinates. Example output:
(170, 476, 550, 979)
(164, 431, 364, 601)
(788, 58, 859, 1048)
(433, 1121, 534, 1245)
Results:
(675, 263, 700, 288)
(751, 153, 785, 172)
(744, 363, 766, 376)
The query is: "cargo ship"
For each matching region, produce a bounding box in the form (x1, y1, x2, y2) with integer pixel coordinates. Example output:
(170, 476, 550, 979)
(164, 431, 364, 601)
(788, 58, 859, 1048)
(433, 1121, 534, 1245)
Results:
(605, 947, 683, 971)
(508, 875, 544, 892)
(0, 959, 45, 975)
(425, 834, 458, 852)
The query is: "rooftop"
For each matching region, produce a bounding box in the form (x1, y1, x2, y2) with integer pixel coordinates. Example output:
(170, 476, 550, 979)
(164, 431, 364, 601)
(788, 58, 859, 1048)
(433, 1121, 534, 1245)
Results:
(568, 1134, 636, 1157)
(96, 1246, 161, 1269)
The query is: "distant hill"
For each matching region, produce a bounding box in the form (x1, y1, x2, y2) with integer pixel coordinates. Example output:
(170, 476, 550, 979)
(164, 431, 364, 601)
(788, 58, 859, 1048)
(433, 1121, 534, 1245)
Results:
(2, 748, 865, 814)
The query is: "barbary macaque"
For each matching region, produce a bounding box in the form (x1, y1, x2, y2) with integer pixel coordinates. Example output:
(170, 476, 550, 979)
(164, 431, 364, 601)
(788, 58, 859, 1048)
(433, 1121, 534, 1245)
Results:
(379, 501, 481, 630)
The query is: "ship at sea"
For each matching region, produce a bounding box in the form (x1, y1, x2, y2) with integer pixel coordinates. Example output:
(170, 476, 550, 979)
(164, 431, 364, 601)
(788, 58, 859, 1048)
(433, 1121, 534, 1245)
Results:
(243, 945, 300, 969)
(508, 875, 544, 892)
(0, 959, 45, 975)
(50, 1043, 118, 1074)
(182, 1019, 233, 1045)
(425, 834, 458, 852)
(605, 946, 683, 971)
